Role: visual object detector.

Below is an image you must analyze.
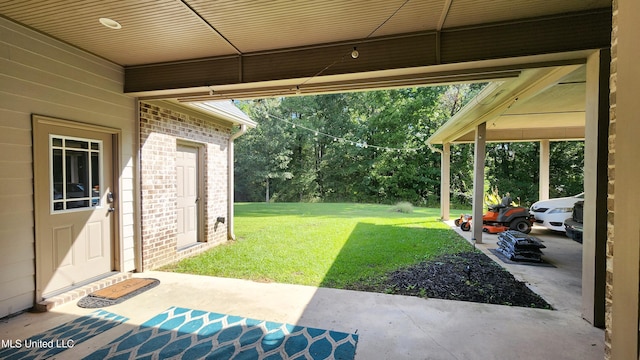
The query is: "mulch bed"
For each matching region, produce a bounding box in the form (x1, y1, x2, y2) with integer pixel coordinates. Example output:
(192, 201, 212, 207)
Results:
(345, 251, 552, 309)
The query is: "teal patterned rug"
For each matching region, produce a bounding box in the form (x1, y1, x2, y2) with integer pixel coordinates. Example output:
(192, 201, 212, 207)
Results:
(0, 310, 128, 360)
(84, 306, 359, 359)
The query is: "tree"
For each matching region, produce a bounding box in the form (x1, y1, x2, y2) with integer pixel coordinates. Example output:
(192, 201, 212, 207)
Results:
(433, 83, 487, 207)
(354, 87, 446, 204)
(284, 94, 357, 201)
(485, 142, 539, 206)
(234, 98, 293, 202)
(549, 141, 584, 198)
(232, 82, 583, 207)
(482, 141, 585, 206)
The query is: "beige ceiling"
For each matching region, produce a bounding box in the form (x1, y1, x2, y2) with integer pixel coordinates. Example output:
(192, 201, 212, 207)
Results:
(0, 0, 610, 67)
(1, 0, 610, 141)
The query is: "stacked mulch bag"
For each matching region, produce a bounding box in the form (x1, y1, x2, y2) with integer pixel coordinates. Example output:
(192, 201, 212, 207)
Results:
(497, 230, 546, 262)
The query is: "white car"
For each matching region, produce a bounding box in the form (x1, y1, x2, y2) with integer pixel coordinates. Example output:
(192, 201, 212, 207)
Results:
(530, 193, 584, 232)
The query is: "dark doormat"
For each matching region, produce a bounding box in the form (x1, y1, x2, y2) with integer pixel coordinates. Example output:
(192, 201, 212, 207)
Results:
(77, 278, 159, 308)
(489, 248, 556, 267)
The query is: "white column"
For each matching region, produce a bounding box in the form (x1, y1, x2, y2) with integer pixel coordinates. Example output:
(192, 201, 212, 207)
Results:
(539, 139, 550, 200)
(472, 123, 486, 244)
(440, 142, 451, 220)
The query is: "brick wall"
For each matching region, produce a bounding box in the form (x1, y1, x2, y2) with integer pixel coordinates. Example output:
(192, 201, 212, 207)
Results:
(605, 0, 617, 357)
(139, 101, 232, 270)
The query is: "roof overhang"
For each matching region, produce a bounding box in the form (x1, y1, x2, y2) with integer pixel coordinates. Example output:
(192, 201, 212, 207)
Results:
(188, 101, 257, 128)
(148, 100, 257, 128)
(427, 63, 587, 145)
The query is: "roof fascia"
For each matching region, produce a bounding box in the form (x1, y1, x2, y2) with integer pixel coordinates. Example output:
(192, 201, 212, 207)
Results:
(427, 64, 583, 144)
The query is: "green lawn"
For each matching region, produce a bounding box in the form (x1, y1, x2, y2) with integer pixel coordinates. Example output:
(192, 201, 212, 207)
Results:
(162, 203, 472, 288)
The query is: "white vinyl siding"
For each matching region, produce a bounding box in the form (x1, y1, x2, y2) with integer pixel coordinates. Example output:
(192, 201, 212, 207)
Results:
(0, 17, 136, 317)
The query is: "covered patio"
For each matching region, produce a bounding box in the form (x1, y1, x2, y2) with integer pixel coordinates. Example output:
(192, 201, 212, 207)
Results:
(3, 0, 640, 357)
(426, 59, 608, 328)
(0, 267, 603, 360)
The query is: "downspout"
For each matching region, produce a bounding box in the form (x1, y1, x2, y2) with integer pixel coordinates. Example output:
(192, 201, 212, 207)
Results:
(134, 99, 144, 272)
(228, 124, 248, 240)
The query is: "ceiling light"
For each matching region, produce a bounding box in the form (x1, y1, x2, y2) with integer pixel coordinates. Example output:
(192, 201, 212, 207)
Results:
(99, 18, 122, 30)
(351, 47, 359, 59)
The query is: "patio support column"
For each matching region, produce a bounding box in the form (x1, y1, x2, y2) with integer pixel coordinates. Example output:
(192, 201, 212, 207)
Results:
(472, 123, 486, 244)
(582, 49, 609, 327)
(611, 0, 640, 354)
(440, 142, 451, 220)
(539, 139, 550, 201)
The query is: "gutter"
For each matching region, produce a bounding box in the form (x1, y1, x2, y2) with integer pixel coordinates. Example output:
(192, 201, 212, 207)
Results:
(187, 101, 257, 128)
(228, 124, 248, 240)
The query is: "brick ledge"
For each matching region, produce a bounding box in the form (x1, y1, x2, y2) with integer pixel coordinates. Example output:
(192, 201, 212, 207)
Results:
(35, 273, 132, 312)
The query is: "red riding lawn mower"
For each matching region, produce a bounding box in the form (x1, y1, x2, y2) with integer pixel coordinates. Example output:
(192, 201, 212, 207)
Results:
(455, 205, 535, 234)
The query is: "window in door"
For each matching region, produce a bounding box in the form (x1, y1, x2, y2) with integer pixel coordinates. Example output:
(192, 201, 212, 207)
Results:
(50, 135, 102, 212)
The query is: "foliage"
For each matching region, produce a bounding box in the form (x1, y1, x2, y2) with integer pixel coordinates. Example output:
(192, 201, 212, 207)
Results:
(233, 84, 584, 206)
(549, 141, 584, 198)
(485, 141, 585, 206)
(234, 99, 294, 202)
(484, 186, 517, 208)
(484, 187, 502, 207)
(161, 203, 471, 287)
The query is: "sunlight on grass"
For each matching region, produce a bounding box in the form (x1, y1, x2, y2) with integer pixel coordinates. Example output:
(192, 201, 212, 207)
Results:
(162, 203, 472, 288)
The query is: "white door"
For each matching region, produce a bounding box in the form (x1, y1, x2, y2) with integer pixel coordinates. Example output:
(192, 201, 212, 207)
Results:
(176, 144, 199, 248)
(34, 118, 115, 298)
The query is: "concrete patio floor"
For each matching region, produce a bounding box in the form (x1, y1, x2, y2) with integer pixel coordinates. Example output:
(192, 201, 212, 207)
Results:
(0, 224, 603, 360)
